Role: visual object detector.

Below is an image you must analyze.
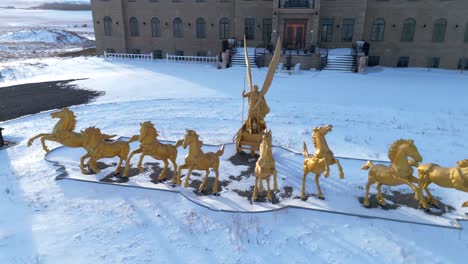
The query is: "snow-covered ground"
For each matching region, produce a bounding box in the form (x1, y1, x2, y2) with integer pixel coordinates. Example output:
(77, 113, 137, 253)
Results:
(0, 4, 93, 61)
(1, 0, 89, 9)
(1, 57, 468, 263)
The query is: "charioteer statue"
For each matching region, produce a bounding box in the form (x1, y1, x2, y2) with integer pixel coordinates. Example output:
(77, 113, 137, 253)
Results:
(235, 36, 281, 155)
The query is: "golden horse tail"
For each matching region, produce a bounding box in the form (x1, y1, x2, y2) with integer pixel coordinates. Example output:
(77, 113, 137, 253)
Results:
(174, 139, 184, 148)
(216, 144, 225, 157)
(361, 160, 374, 170)
(128, 135, 139, 143)
(302, 142, 309, 158)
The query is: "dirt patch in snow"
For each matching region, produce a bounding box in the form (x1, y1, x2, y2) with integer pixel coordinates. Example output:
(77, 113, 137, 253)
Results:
(57, 47, 96, 58)
(0, 79, 103, 121)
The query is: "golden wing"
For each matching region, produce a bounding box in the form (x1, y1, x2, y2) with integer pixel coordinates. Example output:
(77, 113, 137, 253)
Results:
(244, 35, 253, 91)
(261, 37, 282, 96)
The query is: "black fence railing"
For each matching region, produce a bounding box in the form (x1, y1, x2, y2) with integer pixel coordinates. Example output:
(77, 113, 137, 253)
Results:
(279, 0, 314, 8)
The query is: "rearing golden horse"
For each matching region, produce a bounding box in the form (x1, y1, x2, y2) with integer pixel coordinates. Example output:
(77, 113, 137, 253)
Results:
(417, 159, 468, 208)
(361, 139, 424, 208)
(252, 130, 278, 202)
(301, 125, 344, 200)
(27, 107, 115, 152)
(122, 121, 183, 183)
(176, 130, 224, 194)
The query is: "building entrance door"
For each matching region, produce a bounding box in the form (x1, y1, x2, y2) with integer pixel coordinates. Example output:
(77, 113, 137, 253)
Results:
(284, 21, 306, 49)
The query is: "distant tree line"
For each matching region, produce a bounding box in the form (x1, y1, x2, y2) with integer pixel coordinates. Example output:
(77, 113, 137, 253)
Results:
(32, 2, 91, 11)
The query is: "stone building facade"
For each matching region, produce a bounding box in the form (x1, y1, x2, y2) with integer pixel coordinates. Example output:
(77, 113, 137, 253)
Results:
(91, 0, 468, 69)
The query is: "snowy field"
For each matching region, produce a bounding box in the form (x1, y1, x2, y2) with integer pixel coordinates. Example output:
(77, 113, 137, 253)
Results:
(0, 2, 93, 61)
(1, 57, 468, 263)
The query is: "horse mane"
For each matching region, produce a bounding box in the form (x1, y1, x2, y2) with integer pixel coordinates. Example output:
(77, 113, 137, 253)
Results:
(63, 109, 77, 130)
(83, 126, 101, 134)
(187, 130, 200, 141)
(312, 128, 322, 149)
(141, 121, 157, 138)
(388, 139, 412, 162)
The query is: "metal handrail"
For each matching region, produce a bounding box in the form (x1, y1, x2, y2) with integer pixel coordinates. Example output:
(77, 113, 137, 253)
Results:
(316, 43, 328, 70)
(254, 42, 268, 68)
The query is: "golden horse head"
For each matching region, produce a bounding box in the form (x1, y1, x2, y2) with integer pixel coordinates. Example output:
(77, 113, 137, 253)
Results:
(183, 129, 200, 149)
(260, 130, 272, 154)
(313, 124, 333, 137)
(388, 139, 422, 164)
(81, 127, 103, 147)
(457, 159, 468, 168)
(50, 107, 76, 131)
(262, 129, 272, 143)
(139, 121, 158, 143)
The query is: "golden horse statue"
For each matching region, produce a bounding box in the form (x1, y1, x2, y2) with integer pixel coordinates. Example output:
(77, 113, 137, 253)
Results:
(176, 130, 224, 194)
(27, 107, 115, 152)
(80, 127, 138, 175)
(301, 125, 344, 200)
(122, 121, 183, 183)
(417, 159, 468, 208)
(252, 130, 278, 202)
(361, 139, 424, 208)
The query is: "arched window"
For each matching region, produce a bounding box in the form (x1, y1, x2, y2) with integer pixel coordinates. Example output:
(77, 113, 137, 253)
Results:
(401, 18, 416, 42)
(371, 18, 385, 41)
(219, 17, 230, 39)
(432, 18, 447, 42)
(151, 17, 160, 38)
(129, 17, 139, 37)
(103, 16, 112, 36)
(465, 22, 468, 43)
(196, 18, 206, 39)
(173, 17, 183, 38)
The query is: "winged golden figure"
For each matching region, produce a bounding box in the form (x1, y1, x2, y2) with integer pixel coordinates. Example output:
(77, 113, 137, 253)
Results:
(241, 36, 282, 134)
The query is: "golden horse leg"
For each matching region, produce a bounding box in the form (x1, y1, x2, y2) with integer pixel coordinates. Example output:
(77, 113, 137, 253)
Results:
(27, 133, 50, 148)
(176, 164, 188, 186)
(376, 183, 386, 206)
(184, 168, 194, 188)
(334, 159, 345, 179)
(80, 153, 91, 174)
(399, 177, 427, 208)
(41, 134, 60, 153)
(136, 153, 146, 173)
(158, 159, 169, 181)
(315, 174, 324, 199)
(170, 158, 178, 183)
(323, 160, 330, 178)
(114, 157, 124, 175)
(301, 170, 308, 200)
(252, 176, 259, 201)
(423, 182, 437, 206)
(212, 167, 220, 194)
(266, 177, 272, 202)
(462, 201, 468, 207)
(89, 158, 101, 174)
(122, 148, 142, 177)
(364, 180, 373, 207)
(273, 169, 278, 192)
(199, 169, 210, 192)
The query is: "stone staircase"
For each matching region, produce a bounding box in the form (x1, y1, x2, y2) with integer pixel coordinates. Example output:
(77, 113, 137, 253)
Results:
(230, 48, 256, 67)
(323, 54, 356, 72)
